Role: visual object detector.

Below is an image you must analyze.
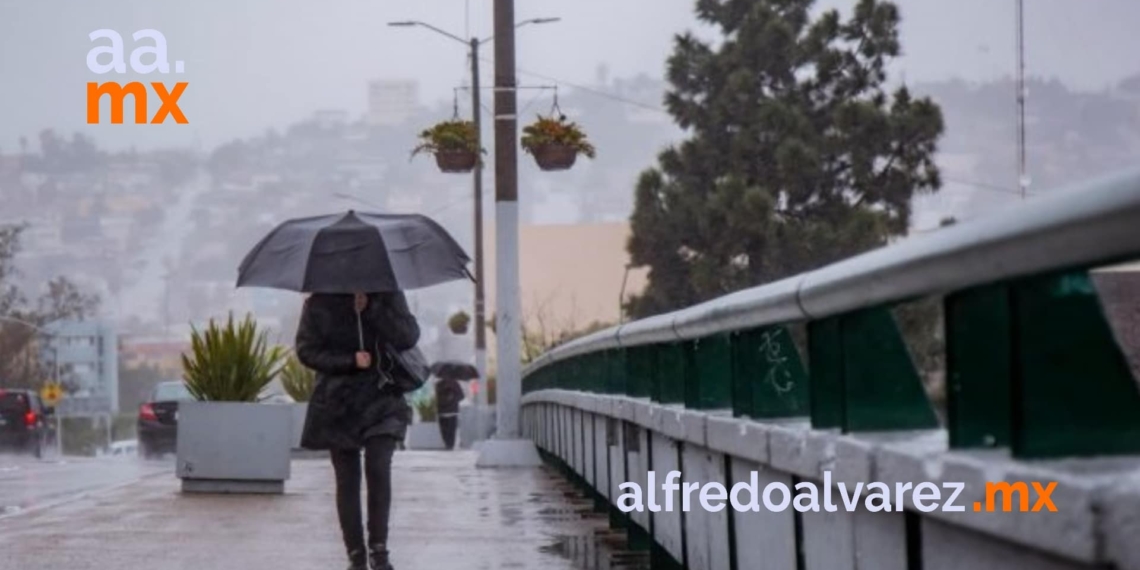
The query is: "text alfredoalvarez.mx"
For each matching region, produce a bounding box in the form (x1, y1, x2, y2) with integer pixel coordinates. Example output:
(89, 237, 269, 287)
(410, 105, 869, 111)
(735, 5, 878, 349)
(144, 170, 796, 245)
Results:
(85, 29, 188, 125)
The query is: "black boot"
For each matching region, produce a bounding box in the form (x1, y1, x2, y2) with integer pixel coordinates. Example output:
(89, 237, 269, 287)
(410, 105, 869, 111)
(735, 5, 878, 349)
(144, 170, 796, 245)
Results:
(345, 547, 367, 570)
(369, 544, 393, 570)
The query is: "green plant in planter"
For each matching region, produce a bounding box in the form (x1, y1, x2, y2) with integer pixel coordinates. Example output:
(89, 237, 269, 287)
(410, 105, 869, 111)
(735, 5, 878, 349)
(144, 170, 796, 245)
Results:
(448, 310, 471, 335)
(411, 119, 481, 157)
(280, 352, 316, 403)
(413, 394, 438, 423)
(182, 314, 286, 402)
(521, 114, 597, 158)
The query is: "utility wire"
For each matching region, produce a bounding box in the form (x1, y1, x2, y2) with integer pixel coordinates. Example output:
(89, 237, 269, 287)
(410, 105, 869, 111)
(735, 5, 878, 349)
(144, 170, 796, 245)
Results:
(475, 56, 670, 115)
(941, 176, 1033, 196)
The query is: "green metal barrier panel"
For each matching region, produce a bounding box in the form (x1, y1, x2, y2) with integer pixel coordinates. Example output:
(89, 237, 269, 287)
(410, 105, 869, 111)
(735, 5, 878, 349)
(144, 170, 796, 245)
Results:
(689, 333, 733, 410)
(808, 318, 844, 429)
(1011, 270, 1140, 458)
(655, 342, 687, 405)
(732, 326, 809, 419)
(840, 307, 939, 432)
(626, 345, 653, 399)
(945, 284, 1012, 449)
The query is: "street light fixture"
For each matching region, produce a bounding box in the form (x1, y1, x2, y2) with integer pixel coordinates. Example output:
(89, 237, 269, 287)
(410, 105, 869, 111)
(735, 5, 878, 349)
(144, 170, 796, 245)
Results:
(389, 15, 559, 445)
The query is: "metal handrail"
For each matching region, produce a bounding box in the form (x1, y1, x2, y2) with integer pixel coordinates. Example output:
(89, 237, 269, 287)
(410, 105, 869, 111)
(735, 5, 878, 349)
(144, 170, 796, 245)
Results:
(524, 167, 1140, 377)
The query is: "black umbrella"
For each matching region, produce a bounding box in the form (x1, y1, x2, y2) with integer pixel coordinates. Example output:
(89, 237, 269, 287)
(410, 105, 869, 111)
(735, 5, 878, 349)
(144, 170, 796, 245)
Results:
(236, 210, 471, 294)
(430, 361, 480, 381)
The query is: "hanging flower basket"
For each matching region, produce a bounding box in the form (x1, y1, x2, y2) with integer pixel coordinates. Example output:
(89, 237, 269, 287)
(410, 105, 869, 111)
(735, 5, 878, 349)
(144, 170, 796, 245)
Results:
(411, 119, 483, 174)
(435, 150, 478, 173)
(447, 310, 471, 335)
(521, 114, 596, 172)
(531, 144, 579, 171)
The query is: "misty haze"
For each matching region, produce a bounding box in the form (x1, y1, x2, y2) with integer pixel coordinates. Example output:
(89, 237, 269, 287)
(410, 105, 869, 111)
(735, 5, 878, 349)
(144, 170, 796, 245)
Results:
(2, 1, 1140, 568)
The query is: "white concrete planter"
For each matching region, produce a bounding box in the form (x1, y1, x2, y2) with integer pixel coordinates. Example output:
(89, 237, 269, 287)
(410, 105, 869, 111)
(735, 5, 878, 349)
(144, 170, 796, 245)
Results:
(405, 422, 446, 450)
(176, 401, 292, 494)
(290, 403, 309, 450)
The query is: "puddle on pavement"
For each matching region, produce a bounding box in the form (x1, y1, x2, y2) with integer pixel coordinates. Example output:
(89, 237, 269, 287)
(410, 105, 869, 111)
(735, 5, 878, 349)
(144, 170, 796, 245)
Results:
(540, 531, 651, 570)
(533, 468, 651, 570)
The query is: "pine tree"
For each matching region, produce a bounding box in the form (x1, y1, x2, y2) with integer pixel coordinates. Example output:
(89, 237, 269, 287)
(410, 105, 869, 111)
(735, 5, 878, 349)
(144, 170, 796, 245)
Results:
(627, 0, 943, 317)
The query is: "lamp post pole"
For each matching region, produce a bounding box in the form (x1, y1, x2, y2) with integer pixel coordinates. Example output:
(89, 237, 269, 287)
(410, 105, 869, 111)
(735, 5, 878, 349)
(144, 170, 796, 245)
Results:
(389, 16, 558, 450)
(469, 37, 489, 430)
(492, 0, 521, 442)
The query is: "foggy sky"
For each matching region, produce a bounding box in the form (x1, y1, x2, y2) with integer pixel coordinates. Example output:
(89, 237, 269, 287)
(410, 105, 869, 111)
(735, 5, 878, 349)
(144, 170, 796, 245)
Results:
(2, 0, 1139, 151)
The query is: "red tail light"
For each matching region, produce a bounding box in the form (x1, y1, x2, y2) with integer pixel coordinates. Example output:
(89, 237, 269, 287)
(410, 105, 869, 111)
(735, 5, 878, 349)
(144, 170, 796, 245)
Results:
(24, 411, 36, 427)
(139, 403, 157, 422)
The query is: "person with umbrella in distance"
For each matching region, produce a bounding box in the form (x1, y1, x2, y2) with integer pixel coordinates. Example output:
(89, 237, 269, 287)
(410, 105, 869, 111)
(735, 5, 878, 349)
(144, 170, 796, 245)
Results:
(237, 211, 471, 570)
(430, 361, 478, 450)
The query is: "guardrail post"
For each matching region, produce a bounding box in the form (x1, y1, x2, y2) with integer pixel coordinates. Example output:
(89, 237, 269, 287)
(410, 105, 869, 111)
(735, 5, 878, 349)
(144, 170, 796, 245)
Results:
(732, 326, 809, 419)
(1010, 270, 1140, 458)
(945, 284, 1011, 449)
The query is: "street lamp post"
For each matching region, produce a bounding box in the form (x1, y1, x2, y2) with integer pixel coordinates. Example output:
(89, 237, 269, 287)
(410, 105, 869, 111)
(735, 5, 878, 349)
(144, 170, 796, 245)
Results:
(388, 16, 558, 449)
(471, 0, 547, 467)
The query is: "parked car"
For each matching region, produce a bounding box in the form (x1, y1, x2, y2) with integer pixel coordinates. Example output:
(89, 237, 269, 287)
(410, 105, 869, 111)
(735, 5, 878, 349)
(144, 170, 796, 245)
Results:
(0, 389, 51, 458)
(137, 381, 194, 459)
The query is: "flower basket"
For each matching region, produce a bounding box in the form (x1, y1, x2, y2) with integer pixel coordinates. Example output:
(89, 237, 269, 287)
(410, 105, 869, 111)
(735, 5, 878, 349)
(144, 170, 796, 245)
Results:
(532, 144, 579, 171)
(412, 119, 483, 174)
(521, 114, 596, 171)
(435, 150, 478, 173)
(448, 311, 471, 335)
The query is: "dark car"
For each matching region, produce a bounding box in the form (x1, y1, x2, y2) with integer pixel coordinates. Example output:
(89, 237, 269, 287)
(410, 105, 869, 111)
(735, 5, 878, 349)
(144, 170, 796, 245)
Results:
(0, 389, 51, 458)
(137, 381, 193, 459)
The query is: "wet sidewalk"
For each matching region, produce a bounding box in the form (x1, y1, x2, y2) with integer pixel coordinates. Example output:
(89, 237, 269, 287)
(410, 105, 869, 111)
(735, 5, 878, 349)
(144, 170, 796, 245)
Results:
(0, 450, 644, 570)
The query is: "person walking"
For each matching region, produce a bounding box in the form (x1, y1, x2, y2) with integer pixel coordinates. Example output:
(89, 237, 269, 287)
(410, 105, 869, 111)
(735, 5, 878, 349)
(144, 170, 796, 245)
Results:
(433, 376, 464, 450)
(295, 291, 420, 570)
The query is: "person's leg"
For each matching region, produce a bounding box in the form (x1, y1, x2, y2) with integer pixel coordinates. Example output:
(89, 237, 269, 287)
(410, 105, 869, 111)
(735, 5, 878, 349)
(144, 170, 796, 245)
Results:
(363, 436, 398, 568)
(330, 448, 366, 568)
(441, 416, 457, 450)
(437, 418, 447, 448)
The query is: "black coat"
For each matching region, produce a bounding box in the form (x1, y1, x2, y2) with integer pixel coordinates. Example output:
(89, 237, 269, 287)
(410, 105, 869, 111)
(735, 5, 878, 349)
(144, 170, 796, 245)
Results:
(434, 378, 464, 415)
(296, 292, 420, 450)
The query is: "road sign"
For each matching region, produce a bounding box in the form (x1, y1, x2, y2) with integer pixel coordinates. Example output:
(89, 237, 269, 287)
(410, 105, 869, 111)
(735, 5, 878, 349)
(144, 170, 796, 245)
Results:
(40, 383, 63, 407)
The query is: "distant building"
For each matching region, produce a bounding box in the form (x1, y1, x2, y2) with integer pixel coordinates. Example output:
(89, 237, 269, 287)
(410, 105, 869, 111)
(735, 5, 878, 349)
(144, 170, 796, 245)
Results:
(313, 109, 350, 130)
(42, 320, 119, 413)
(119, 336, 189, 376)
(367, 80, 420, 126)
(481, 221, 648, 338)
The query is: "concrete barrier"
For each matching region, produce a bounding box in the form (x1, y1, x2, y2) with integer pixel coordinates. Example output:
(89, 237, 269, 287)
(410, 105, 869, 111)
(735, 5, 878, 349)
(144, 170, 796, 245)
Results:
(522, 389, 1140, 570)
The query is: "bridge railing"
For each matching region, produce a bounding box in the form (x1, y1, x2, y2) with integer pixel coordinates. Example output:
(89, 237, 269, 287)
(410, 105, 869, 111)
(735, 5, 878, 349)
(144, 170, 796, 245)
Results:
(519, 168, 1140, 570)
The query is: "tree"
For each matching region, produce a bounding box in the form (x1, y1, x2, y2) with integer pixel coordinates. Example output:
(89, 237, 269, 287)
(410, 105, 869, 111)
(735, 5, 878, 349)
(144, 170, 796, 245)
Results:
(37, 277, 100, 322)
(0, 226, 101, 390)
(626, 0, 943, 318)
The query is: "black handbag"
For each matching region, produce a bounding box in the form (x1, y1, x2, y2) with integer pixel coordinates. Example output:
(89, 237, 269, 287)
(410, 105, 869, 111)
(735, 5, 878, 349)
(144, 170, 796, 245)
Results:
(376, 342, 429, 393)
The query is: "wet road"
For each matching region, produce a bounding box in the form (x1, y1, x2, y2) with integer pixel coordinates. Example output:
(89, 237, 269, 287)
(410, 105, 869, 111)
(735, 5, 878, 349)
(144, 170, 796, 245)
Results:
(0, 451, 647, 570)
(0, 454, 172, 519)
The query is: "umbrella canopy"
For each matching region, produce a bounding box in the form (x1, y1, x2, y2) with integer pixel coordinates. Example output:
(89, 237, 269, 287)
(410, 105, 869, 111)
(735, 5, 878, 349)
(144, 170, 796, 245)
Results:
(430, 361, 480, 381)
(236, 211, 471, 293)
